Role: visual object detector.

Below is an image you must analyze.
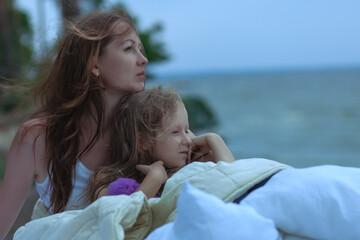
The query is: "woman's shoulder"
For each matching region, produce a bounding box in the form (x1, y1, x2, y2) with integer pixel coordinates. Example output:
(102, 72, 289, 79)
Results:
(21, 117, 46, 129)
(8, 117, 48, 182)
(15, 117, 47, 145)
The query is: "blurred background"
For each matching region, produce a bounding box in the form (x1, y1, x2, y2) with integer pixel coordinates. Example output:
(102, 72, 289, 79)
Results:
(1, 0, 360, 238)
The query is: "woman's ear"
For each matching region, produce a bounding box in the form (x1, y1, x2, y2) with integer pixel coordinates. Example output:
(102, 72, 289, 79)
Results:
(91, 66, 100, 77)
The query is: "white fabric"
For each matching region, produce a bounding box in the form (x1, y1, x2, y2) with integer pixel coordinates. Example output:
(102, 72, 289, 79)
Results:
(36, 161, 92, 212)
(14, 191, 151, 240)
(19, 159, 288, 240)
(240, 165, 360, 240)
(17, 160, 360, 239)
(147, 165, 360, 240)
(150, 158, 289, 230)
(146, 182, 280, 240)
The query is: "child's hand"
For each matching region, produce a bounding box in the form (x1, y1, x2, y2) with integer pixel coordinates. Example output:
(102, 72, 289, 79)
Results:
(190, 133, 216, 163)
(136, 161, 168, 184)
(135, 161, 168, 198)
(190, 133, 235, 163)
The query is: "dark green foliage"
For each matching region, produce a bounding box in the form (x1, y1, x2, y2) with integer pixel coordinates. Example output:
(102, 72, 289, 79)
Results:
(0, 0, 33, 79)
(0, 1, 33, 113)
(137, 23, 169, 79)
(138, 23, 169, 64)
(182, 96, 218, 132)
(0, 90, 31, 112)
(0, 154, 5, 180)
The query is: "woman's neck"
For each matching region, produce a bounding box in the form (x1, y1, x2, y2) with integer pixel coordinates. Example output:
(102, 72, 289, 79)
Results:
(102, 90, 125, 119)
(78, 90, 126, 166)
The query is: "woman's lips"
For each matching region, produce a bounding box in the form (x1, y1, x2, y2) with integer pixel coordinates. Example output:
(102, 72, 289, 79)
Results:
(137, 70, 146, 76)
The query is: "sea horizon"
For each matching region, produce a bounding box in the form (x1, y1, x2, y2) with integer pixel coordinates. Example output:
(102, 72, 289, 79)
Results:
(149, 67, 360, 168)
(151, 65, 360, 82)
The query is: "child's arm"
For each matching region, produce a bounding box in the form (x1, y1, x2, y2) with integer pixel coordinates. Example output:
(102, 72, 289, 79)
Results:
(94, 161, 167, 200)
(135, 161, 168, 198)
(96, 186, 109, 199)
(190, 133, 235, 163)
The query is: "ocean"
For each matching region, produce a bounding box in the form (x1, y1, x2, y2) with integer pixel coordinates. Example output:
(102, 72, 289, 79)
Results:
(149, 68, 360, 168)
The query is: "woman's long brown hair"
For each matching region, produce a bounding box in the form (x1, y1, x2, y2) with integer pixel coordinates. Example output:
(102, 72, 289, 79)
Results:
(88, 86, 182, 202)
(30, 10, 135, 213)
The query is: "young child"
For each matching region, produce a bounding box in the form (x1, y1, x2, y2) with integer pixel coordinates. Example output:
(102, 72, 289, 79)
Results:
(88, 86, 235, 201)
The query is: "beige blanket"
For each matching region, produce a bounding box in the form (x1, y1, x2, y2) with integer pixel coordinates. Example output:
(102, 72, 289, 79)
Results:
(14, 158, 290, 240)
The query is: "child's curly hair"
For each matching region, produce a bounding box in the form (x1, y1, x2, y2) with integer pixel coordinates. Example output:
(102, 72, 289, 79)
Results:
(88, 86, 183, 201)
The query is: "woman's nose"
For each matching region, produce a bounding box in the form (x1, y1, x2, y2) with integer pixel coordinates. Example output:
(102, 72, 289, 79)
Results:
(137, 51, 148, 66)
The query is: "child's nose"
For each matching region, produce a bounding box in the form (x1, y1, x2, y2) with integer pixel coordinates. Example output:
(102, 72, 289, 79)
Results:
(182, 134, 192, 145)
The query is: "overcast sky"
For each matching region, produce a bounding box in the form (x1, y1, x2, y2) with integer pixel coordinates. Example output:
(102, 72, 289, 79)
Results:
(15, 0, 360, 76)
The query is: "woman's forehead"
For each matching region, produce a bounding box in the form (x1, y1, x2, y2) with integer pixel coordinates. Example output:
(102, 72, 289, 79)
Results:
(111, 21, 134, 36)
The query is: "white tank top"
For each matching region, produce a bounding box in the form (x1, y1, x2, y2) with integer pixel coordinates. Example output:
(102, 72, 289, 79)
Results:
(35, 161, 92, 213)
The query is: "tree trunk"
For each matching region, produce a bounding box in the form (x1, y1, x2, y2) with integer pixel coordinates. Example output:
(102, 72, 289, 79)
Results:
(0, 0, 15, 79)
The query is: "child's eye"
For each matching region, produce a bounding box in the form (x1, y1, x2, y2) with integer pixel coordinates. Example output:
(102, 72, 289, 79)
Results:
(172, 131, 179, 134)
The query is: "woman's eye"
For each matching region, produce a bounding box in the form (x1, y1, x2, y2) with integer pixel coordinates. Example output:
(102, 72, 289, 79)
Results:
(139, 47, 146, 54)
(125, 47, 134, 52)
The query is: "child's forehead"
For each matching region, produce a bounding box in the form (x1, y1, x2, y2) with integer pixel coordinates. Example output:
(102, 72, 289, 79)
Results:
(173, 103, 187, 116)
(165, 104, 188, 127)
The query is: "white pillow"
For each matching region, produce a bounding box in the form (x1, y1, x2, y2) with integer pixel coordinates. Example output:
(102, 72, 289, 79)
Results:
(146, 182, 280, 240)
(240, 165, 360, 240)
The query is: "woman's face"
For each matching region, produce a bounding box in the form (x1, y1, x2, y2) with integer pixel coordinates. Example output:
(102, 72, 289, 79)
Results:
(97, 22, 148, 97)
(152, 103, 192, 169)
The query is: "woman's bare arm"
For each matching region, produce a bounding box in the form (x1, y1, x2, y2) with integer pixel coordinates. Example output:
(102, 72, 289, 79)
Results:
(0, 123, 43, 239)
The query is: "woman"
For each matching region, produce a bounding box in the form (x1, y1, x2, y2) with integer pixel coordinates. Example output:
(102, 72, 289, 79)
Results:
(0, 9, 148, 239)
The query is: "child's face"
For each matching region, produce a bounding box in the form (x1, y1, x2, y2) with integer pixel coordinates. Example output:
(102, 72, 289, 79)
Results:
(153, 103, 192, 168)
